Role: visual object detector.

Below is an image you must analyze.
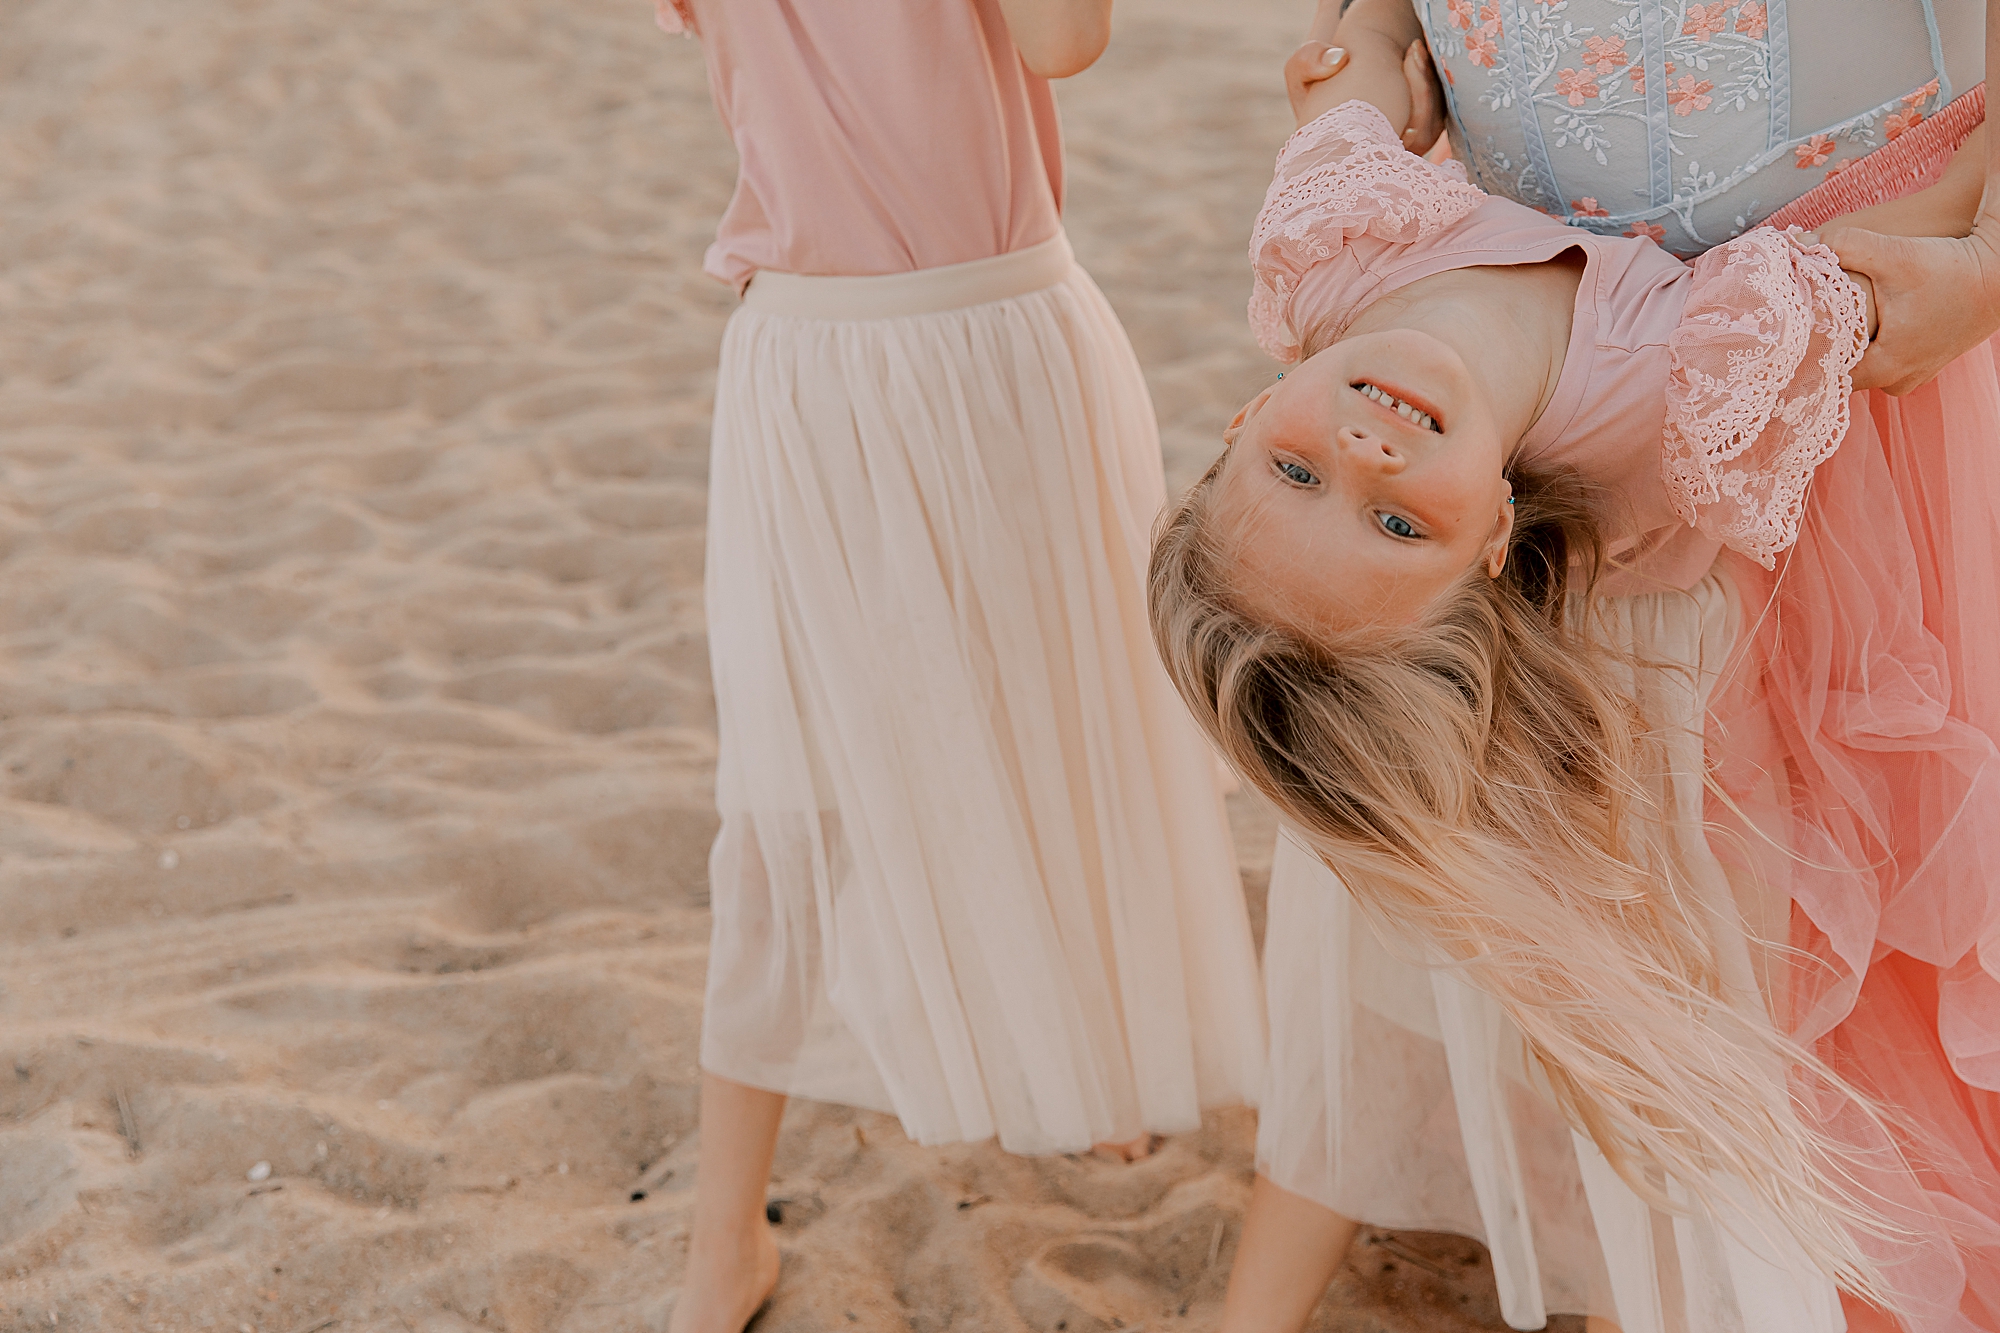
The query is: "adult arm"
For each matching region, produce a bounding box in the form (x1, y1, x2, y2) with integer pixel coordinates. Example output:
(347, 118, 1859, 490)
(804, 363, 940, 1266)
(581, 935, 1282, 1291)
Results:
(997, 0, 1114, 79)
(1818, 125, 1988, 341)
(1825, 126, 1987, 242)
(1822, 0, 2000, 394)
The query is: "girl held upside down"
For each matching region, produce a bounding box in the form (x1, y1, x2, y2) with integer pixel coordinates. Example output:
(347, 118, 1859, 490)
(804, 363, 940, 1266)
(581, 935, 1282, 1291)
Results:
(1153, 2, 2000, 1329)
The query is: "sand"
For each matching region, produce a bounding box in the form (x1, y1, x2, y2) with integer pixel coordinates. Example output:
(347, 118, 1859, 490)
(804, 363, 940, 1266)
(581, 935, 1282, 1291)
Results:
(0, 2, 1536, 1329)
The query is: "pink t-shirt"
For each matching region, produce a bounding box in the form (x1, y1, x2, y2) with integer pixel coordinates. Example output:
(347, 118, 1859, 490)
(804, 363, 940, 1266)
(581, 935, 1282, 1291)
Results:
(663, 0, 1065, 291)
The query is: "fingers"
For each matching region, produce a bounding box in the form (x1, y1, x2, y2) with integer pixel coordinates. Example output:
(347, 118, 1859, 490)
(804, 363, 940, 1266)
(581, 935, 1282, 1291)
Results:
(1849, 345, 1895, 392)
(1824, 228, 2000, 395)
(1284, 40, 1348, 117)
(1817, 224, 1878, 267)
(1296, 39, 1348, 81)
(1829, 231, 1929, 394)
(1401, 39, 1446, 154)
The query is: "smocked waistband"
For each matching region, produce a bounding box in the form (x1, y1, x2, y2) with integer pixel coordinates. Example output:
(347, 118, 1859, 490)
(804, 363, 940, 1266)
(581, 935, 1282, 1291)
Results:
(740, 233, 1075, 320)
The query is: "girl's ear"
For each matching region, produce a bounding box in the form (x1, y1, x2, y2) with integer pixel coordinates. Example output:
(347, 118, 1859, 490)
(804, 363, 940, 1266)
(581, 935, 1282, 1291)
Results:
(1484, 486, 1516, 578)
(1222, 385, 1279, 447)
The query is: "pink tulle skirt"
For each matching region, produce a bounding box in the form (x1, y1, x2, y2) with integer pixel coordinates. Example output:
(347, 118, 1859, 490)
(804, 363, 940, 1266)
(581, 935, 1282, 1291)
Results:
(1684, 82, 2000, 1330)
(1711, 336, 2000, 1331)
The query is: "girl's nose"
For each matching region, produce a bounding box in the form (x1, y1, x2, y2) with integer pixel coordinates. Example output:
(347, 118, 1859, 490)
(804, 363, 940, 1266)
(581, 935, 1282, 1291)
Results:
(1337, 426, 1403, 472)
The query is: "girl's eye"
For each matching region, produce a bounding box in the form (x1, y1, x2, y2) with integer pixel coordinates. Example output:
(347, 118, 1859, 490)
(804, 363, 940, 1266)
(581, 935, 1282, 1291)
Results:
(1275, 459, 1319, 486)
(1378, 512, 1420, 539)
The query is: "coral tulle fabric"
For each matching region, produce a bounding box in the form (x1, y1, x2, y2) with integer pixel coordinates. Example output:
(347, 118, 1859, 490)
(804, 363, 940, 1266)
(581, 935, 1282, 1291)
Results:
(1250, 98, 2000, 1329)
(1709, 342, 2000, 1330)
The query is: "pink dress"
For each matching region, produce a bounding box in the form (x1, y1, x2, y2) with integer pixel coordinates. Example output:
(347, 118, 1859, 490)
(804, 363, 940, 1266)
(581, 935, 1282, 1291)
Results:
(1252, 100, 2000, 1332)
(663, 0, 1266, 1157)
(659, 0, 1062, 287)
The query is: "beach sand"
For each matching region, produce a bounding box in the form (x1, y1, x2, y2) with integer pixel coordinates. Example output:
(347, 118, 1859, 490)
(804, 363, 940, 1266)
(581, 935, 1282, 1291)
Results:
(0, 2, 1543, 1329)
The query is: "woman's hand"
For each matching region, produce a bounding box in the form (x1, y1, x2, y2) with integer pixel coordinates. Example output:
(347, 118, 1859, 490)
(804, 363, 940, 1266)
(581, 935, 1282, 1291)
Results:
(1399, 39, 1447, 156)
(1824, 224, 2000, 395)
(1285, 35, 1446, 151)
(1284, 39, 1349, 123)
(1814, 0, 2000, 396)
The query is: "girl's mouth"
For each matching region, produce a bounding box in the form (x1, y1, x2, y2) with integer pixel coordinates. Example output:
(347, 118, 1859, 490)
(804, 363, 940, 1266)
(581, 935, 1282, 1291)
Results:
(1353, 380, 1442, 432)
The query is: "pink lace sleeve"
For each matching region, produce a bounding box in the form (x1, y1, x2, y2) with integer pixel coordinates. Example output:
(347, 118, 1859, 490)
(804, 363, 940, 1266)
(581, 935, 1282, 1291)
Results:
(655, 0, 695, 36)
(1661, 229, 1868, 569)
(1248, 100, 1486, 363)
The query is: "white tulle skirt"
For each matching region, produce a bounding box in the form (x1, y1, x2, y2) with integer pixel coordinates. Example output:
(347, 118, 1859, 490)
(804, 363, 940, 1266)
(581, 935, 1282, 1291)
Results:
(699, 235, 1266, 1155)
(1258, 572, 1849, 1333)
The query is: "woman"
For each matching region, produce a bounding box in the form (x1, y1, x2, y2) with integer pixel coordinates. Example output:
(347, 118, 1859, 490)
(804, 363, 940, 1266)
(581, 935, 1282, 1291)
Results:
(1162, 1, 2000, 1329)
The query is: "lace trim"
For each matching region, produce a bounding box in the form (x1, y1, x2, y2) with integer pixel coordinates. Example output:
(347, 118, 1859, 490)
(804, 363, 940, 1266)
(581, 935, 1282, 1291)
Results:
(655, 0, 696, 36)
(1662, 228, 1869, 569)
(1248, 101, 1487, 363)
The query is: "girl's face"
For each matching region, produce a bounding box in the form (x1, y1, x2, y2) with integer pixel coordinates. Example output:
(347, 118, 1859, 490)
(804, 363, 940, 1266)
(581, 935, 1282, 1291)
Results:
(1210, 328, 1516, 637)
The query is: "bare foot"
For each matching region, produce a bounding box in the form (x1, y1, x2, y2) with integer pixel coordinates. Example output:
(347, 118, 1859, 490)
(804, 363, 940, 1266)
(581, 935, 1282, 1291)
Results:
(668, 1217, 780, 1333)
(1090, 1134, 1164, 1163)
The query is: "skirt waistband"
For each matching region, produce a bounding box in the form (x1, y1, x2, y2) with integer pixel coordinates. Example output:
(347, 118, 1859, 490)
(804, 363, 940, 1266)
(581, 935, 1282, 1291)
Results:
(1765, 83, 1985, 233)
(740, 233, 1074, 320)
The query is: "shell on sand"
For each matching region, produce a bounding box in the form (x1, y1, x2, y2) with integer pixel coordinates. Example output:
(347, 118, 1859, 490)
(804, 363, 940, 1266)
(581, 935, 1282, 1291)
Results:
(0, 1, 1537, 1328)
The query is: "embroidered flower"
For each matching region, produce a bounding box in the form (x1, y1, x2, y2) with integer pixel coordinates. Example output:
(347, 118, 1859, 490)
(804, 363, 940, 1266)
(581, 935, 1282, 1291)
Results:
(1572, 197, 1609, 218)
(1446, 0, 1475, 30)
(1478, 4, 1501, 31)
(1735, 2, 1768, 38)
(1681, 2, 1730, 42)
(1465, 27, 1500, 67)
(1631, 60, 1674, 97)
(1669, 74, 1716, 116)
(1885, 107, 1924, 140)
(1580, 35, 1629, 76)
(1825, 157, 1856, 180)
(1793, 134, 1836, 168)
(1554, 68, 1602, 106)
(1904, 78, 1941, 108)
(1626, 220, 1668, 244)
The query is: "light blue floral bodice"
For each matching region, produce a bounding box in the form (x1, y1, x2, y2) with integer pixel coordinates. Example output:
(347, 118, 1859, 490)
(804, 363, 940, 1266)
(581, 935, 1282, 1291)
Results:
(1421, 0, 1982, 255)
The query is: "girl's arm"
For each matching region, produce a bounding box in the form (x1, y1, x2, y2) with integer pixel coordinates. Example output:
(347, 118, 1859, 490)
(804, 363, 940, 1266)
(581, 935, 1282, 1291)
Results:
(1285, 0, 1447, 147)
(1822, 0, 2000, 395)
(997, 0, 1114, 79)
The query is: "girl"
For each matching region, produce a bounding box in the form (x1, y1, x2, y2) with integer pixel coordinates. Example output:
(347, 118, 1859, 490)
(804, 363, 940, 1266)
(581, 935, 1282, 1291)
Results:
(1152, 2, 2000, 1329)
(658, 3, 1267, 1330)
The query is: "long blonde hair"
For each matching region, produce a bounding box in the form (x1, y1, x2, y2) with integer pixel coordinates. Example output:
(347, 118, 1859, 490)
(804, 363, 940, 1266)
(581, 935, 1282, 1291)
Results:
(1150, 450, 1914, 1304)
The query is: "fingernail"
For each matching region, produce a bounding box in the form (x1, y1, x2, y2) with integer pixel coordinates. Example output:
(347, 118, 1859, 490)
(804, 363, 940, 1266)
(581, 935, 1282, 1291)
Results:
(1324, 46, 1345, 66)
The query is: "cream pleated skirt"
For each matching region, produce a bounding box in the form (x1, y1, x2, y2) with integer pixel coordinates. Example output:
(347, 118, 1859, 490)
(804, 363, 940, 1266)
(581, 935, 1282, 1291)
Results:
(699, 235, 1266, 1155)
(1259, 572, 1848, 1333)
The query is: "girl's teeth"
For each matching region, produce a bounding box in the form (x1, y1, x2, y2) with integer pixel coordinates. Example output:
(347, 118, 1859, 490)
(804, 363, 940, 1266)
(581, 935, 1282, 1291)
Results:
(1356, 381, 1438, 431)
